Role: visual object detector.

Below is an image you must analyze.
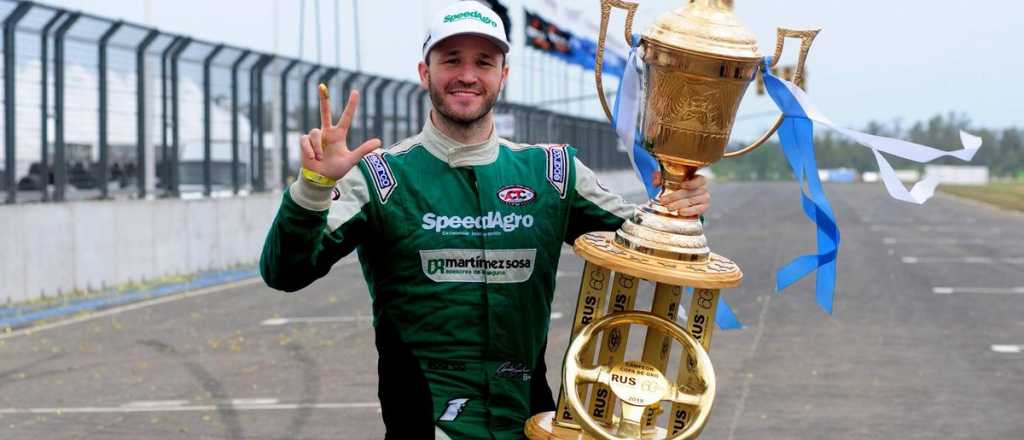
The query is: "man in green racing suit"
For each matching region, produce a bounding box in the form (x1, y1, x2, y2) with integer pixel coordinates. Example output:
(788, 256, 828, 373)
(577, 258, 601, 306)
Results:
(259, 2, 710, 438)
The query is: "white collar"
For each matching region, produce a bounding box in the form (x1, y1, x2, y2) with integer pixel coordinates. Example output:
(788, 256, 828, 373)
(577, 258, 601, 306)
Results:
(419, 113, 500, 167)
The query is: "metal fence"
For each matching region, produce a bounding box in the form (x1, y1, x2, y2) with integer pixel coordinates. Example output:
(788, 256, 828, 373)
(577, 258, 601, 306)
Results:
(0, 0, 626, 205)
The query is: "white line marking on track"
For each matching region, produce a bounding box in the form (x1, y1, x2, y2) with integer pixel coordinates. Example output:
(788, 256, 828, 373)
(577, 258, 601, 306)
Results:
(871, 225, 999, 233)
(0, 278, 262, 341)
(217, 398, 280, 406)
(261, 316, 372, 326)
(0, 402, 381, 415)
(883, 237, 988, 245)
(991, 345, 1022, 354)
(122, 400, 190, 408)
(902, 256, 1024, 264)
(933, 287, 1024, 295)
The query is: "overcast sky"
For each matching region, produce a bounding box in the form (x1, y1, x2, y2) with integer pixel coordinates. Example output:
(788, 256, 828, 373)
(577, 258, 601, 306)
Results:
(37, 0, 1024, 140)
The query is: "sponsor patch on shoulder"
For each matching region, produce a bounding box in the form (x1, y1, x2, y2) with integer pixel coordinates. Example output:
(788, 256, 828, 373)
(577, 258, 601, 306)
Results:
(496, 185, 535, 206)
(546, 144, 568, 199)
(362, 153, 397, 204)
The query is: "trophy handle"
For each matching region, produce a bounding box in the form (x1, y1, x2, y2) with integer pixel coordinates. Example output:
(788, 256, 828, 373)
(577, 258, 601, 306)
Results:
(595, 0, 639, 122)
(723, 27, 821, 158)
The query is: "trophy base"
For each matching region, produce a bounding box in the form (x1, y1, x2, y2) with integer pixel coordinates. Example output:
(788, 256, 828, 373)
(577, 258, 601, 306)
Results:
(616, 202, 710, 262)
(575, 231, 742, 289)
(525, 412, 668, 440)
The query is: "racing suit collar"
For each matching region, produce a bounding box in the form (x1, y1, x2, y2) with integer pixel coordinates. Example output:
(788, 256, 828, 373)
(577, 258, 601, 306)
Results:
(421, 113, 500, 168)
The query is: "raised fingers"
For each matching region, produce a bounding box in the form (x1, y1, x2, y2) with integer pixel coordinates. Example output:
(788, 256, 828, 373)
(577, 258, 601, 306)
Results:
(318, 83, 333, 129)
(336, 90, 360, 132)
(308, 128, 323, 160)
(300, 134, 315, 160)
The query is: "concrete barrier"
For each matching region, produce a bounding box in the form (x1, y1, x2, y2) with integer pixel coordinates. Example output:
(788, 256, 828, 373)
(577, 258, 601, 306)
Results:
(0, 169, 642, 305)
(0, 192, 282, 304)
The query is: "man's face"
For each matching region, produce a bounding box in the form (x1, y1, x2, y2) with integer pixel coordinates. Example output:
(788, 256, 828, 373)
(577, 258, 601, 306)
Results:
(419, 35, 509, 126)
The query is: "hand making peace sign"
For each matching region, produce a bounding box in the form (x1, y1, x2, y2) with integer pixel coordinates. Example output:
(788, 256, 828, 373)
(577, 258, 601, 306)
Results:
(299, 84, 383, 182)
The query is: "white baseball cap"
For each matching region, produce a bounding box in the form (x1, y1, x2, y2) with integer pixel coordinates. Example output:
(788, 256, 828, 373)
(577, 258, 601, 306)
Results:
(422, 1, 510, 60)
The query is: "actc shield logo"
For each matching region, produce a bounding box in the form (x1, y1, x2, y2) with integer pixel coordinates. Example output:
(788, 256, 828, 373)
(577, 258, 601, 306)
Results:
(496, 185, 536, 206)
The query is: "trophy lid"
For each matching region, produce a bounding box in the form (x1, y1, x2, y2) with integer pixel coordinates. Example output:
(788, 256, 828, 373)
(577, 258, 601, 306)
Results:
(643, 0, 761, 61)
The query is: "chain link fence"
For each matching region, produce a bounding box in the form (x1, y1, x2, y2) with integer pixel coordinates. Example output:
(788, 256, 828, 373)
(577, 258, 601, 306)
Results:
(0, 0, 626, 205)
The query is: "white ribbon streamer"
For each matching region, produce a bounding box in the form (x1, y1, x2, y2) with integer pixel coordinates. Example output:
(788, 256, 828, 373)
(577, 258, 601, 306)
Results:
(781, 80, 983, 204)
(613, 47, 642, 173)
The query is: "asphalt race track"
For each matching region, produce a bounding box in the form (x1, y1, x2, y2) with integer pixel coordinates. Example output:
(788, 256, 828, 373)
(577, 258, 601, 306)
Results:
(1, 182, 1021, 439)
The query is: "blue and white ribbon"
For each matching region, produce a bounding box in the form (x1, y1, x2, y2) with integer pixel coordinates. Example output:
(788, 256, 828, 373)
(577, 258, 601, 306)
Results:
(612, 34, 743, 330)
(610, 44, 983, 323)
(761, 56, 981, 313)
(612, 34, 662, 200)
(762, 60, 982, 204)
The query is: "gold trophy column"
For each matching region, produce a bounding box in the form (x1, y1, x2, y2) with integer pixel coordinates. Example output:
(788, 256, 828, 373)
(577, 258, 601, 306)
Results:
(669, 288, 721, 435)
(587, 273, 641, 425)
(640, 284, 683, 430)
(554, 261, 611, 429)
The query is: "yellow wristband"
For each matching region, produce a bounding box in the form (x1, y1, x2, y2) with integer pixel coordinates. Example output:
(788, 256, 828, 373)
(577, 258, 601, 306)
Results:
(300, 167, 338, 187)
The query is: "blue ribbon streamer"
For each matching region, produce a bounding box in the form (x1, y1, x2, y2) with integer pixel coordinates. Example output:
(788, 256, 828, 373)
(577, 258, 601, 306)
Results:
(761, 57, 841, 314)
(714, 293, 743, 330)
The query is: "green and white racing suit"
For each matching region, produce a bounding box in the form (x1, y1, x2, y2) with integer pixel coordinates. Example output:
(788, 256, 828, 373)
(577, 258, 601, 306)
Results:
(260, 118, 634, 439)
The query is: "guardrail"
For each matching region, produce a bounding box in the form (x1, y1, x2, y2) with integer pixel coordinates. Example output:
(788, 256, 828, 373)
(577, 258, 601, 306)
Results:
(0, 0, 626, 205)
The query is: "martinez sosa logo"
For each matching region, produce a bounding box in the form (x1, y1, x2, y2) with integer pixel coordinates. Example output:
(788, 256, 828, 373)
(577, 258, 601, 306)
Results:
(422, 211, 534, 235)
(421, 249, 537, 284)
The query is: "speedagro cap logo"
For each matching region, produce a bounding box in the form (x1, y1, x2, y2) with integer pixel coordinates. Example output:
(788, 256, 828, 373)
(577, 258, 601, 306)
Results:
(423, 1, 510, 59)
(444, 10, 498, 28)
(496, 185, 535, 206)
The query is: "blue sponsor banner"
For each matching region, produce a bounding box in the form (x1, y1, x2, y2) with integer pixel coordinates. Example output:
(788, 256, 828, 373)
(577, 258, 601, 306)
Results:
(568, 35, 626, 78)
(524, 9, 626, 78)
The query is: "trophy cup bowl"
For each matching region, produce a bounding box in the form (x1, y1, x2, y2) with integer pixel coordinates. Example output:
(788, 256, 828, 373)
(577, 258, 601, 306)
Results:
(594, 0, 820, 263)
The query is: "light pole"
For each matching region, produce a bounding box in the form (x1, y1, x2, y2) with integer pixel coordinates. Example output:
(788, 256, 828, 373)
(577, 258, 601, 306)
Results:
(352, 0, 362, 71)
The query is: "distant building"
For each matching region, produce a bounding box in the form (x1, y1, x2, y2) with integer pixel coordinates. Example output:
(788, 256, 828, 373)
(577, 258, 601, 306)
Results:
(894, 169, 921, 182)
(819, 168, 858, 183)
(925, 165, 989, 186)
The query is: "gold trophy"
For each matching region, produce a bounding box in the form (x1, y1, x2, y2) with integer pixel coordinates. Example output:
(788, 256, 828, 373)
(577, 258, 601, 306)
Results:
(525, 1, 819, 439)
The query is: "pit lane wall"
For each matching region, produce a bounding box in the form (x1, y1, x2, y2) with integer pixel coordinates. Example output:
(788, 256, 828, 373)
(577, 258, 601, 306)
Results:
(0, 192, 280, 304)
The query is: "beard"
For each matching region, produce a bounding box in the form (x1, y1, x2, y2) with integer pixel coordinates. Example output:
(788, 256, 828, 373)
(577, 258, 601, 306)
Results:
(427, 77, 500, 129)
